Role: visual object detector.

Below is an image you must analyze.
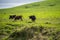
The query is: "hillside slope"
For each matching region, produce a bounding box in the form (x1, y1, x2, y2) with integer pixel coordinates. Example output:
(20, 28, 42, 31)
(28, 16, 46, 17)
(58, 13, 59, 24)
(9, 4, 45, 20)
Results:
(0, 0, 60, 18)
(0, 0, 60, 40)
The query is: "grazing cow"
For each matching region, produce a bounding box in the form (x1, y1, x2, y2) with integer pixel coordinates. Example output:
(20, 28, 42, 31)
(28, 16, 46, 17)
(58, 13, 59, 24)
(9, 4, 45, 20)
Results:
(29, 15, 36, 22)
(14, 16, 23, 21)
(9, 15, 16, 19)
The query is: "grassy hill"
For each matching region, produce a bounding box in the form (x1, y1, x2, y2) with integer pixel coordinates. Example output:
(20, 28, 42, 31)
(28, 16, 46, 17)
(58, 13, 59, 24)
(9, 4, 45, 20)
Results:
(0, 0, 60, 40)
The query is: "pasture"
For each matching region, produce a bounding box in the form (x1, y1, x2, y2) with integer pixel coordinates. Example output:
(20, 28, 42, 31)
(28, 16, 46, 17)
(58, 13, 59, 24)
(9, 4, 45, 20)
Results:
(0, 0, 60, 40)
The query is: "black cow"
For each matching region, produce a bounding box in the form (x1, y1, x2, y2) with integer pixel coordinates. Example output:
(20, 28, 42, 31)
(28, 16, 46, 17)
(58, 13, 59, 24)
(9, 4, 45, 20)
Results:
(14, 16, 23, 21)
(29, 15, 36, 22)
(9, 15, 16, 19)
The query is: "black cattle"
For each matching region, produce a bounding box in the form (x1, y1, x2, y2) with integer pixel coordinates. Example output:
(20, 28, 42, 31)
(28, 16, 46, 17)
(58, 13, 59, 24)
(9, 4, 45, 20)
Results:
(14, 16, 23, 21)
(29, 15, 36, 22)
(9, 15, 16, 19)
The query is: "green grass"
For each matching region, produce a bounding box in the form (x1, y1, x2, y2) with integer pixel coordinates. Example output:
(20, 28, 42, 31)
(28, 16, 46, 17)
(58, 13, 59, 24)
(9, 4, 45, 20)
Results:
(0, 0, 60, 40)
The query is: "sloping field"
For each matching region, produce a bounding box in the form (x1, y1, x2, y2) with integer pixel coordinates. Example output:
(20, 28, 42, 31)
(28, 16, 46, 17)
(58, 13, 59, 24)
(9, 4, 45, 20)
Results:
(0, 0, 60, 40)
